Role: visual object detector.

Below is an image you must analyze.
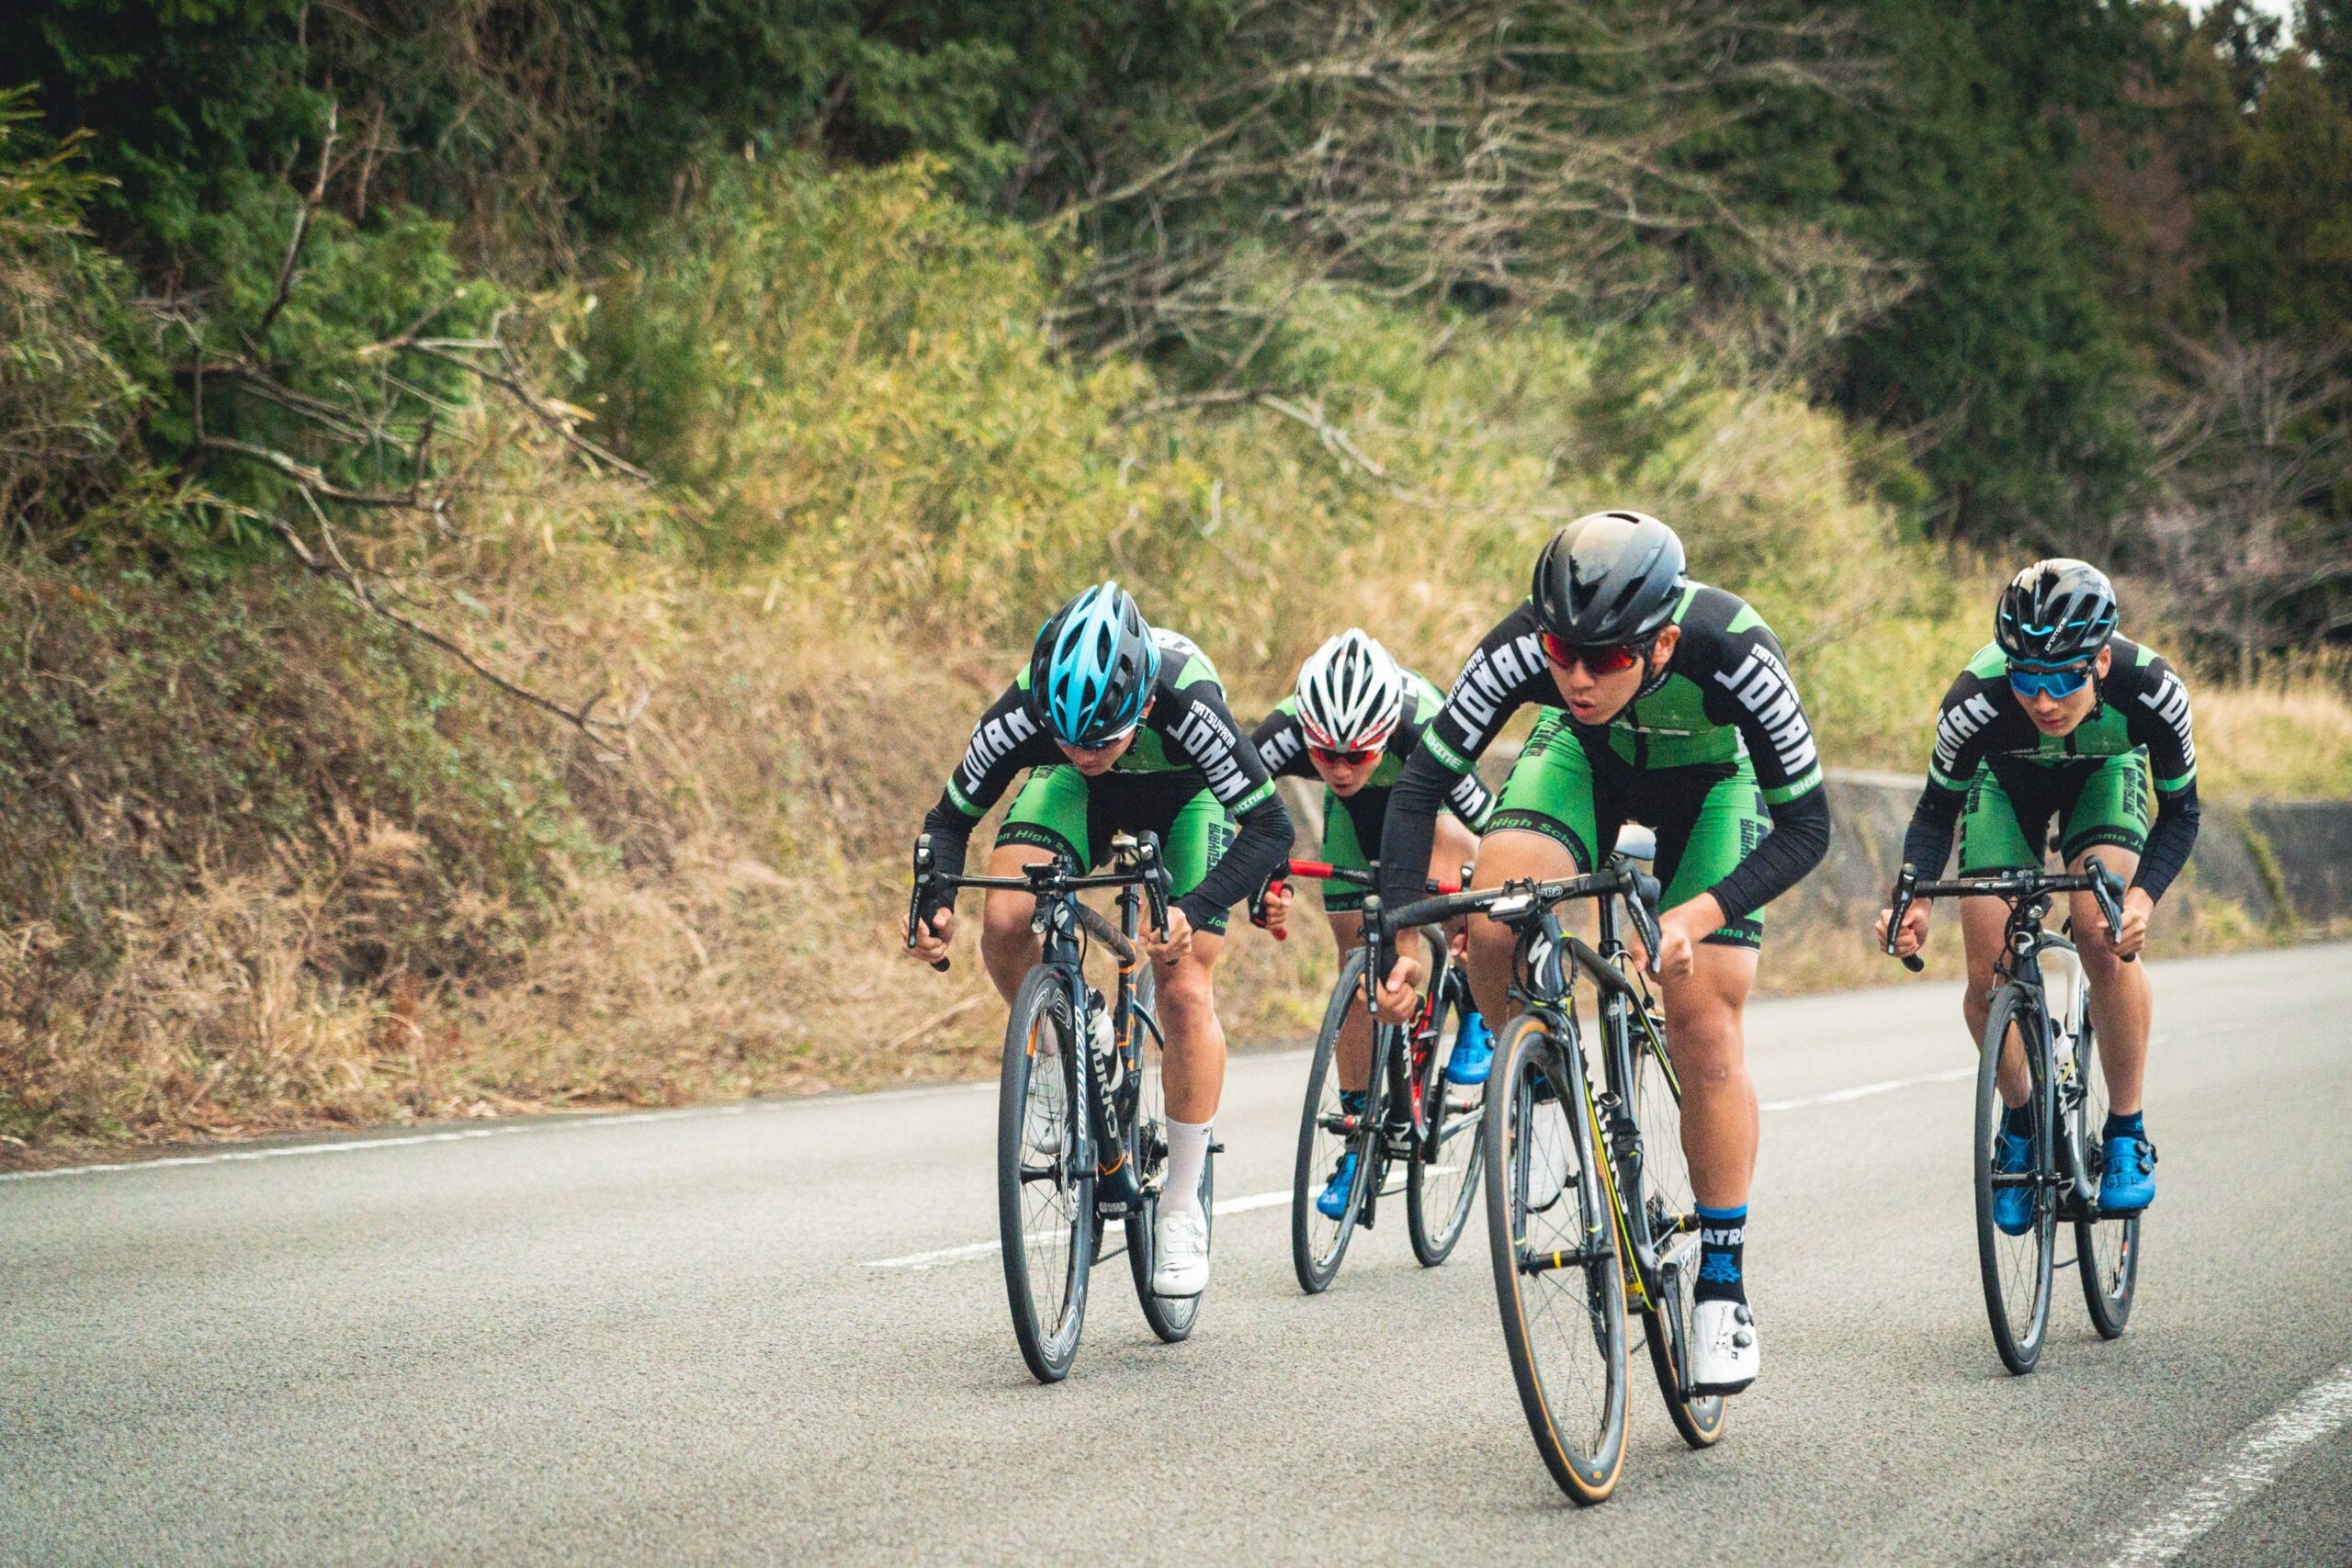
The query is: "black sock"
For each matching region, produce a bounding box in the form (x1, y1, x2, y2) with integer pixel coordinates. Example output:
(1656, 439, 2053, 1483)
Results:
(1694, 1203, 1747, 1305)
(2103, 1109, 2144, 1141)
(2003, 1103, 2035, 1141)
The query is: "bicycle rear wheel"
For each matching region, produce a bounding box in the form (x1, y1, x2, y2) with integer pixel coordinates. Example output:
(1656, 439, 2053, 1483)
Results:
(1975, 983, 2054, 1375)
(1292, 945, 1382, 1293)
(1483, 1012, 1628, 1506)
(2070, 1007, 2141, 1338)
(999, 966, 1094, 1383)
(1624, 1011, 1726, 1449)
(1124, 963, 1210, 1341)
(1408, 950, 1485, 1268)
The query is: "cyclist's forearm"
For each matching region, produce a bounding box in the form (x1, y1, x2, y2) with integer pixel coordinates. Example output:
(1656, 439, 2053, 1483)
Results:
(2133, 785, 2200, 904)
(917, 798, 979, 899)
(1177, 792, 1295, 930)
(1374, 751, 1454, 914)
(1899, 784, 1965, 882)
(1708, 786, 1830, 920)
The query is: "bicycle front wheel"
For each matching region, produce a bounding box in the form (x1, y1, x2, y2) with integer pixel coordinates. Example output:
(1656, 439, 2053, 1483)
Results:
(1292, 945, 1382, 1293)
(1124, 961, 1210, 1342)
(1624, 1012, 1726, 1449)
(1483, 1012, 1628, 1506)
(1408, 950, 1485, 1268)
(999, 966, 1094, 1383)
(2070, 1008, 2141, 1338)
(1975, 983, 2054, 1375)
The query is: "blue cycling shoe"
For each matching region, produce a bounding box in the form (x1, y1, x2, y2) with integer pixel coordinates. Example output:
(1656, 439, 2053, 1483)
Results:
(1444, 1012, 1494, 1087)
(1992, 1131, 2036, 1235)
(1315, 1151, 1361, 1220)
(2098, 1132, 2156, 1213)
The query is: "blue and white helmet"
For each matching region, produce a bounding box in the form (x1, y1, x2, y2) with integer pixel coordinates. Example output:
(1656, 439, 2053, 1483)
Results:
(1030, 581, 1161, 746)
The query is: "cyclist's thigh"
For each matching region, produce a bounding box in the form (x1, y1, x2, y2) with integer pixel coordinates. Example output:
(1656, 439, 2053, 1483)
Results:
(995, 764, 1091, 869)
(2057, 752, 2152, 867)
(1325, 907, 1364, 953)
(1641, 758, 1766, 949)
(1487, 707, 1602, 873)
(1957, 762, 2045, 875)
(1319, 785, 1377, 917)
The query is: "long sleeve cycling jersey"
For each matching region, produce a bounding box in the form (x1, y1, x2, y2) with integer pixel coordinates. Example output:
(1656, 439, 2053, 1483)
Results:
(1899, 637, 2201, 900)
(1249, 669, 1496, 830)
(920, 628, 1294, 931)
(1377, 586, 1831, 924)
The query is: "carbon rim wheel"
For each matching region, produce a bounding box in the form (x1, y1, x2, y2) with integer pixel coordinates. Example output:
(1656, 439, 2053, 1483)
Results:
(1124, 962, 1204, 1341)
(1292, 945, 1382, 1293)
(1409, 942, 1486, 1268)
(1975, 984, 2054, 1376)
(1625, 1014, 1726, 1448)
(1483, 1012, 1628, 1506)
(2071, 1010, 2141, 1338)
(999, 966, 1094, 1383)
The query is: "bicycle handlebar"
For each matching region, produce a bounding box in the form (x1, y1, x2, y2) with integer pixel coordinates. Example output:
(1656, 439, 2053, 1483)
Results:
(907, 831, 1171, 972)
(1374, 859, 1664, 984)
(1248, 858, 1463, 942)
(1882, 857, 2133, 974)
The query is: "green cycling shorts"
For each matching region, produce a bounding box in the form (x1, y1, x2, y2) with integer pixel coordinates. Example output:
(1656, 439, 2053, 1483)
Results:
(994, 766, 1238, 934)
(1486, 708, 1770, 948)
(1314, 784, 1393, 915)
(1957, 754, 2151, 875)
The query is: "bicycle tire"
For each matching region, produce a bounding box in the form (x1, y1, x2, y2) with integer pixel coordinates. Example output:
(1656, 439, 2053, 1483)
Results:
(1124, 961, 1208, 1342)
(999, 965, 1094, 1383)
(1623, 1011, 1726, 1449)
(1292, 945, 1382, 1293)
(1483, 1011, 1628, 1506)
(1975, 982, 2054, 1375)
(2070, 1005, 2141, 1338)
(1408, 950, 1484, 1268)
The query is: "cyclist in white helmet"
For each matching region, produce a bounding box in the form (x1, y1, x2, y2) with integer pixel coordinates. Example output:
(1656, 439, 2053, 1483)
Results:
(1251, 629, 1496, 1220)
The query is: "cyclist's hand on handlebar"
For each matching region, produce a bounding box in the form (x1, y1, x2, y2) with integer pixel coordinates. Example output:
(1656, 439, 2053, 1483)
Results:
(1259, 880, 1294, 936)
(2110, 887, 2154, 959)
(1374, 950, 1423, 1023)
(904, 906, 955, 965)
(1876, 900, 1930, 959)
(1144, 907, 1195, 964)
(1653, 897, 1718, 981)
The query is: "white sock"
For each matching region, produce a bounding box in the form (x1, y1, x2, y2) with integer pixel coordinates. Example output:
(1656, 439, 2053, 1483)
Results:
(1163, 1117, 1210, 1221)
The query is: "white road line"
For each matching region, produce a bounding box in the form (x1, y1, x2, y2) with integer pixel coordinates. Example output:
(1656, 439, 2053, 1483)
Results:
(2098, 1358, 2352, 1566)
(1759, 1066, 1972, 1111)
(868, 1188, 1297, 1270)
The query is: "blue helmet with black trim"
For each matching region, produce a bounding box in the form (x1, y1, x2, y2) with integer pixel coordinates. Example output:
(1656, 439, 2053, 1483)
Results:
(1030, 581, 1160, 746)
(1996, 558, 2117, 670)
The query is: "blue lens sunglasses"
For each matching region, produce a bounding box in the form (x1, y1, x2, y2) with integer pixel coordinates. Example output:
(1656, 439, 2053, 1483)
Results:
(2008, 664, 2092, 699)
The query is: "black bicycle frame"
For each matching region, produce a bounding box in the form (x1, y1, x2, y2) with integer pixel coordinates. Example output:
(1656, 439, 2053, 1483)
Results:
(910, 831, 1171, 1211)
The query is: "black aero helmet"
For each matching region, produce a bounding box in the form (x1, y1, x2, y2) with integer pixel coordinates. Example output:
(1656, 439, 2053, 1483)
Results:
(1531, 511, 1687, 646)
(1996, 558, 2118, 670)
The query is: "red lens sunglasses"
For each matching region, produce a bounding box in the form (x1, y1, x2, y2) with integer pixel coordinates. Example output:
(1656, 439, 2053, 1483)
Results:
(1540, 632, 1648, 676)
(1309, 743, 1378, 766)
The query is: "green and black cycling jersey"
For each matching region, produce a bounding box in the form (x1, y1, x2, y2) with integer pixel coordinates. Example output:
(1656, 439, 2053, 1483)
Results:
(921, 627, 1294, 931)
(1900, 637, 2200, 900)
(1252, 670, 1494, 911)
(1377, 584, 1832, 924)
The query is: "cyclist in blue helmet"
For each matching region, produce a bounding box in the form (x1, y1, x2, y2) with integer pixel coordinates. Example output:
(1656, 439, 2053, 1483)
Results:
(906, 582, 1294, 1298)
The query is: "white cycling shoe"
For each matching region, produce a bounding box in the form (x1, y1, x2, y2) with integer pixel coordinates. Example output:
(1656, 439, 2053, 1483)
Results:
(1151, 1207, 1211, 1297)
(1690, 1299, 1759, 1394)
(1525, 1098, 1570, 1212)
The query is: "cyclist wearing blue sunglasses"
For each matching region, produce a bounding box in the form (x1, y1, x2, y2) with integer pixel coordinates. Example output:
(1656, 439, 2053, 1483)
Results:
(1877, 559, 2200, 1218)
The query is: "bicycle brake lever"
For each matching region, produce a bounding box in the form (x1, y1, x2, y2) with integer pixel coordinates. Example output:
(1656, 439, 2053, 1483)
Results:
(908, 837, 952, 972)
(1887, 863, 1924, 972)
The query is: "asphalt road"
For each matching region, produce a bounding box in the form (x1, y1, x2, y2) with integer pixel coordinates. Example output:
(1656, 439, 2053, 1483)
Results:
(5, 942, 2348, 1566)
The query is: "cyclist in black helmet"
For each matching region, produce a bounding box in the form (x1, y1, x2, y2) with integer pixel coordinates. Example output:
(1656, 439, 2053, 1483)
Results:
(1878, 559, 2198, 1222)
(1374, 511, 1833, 1396)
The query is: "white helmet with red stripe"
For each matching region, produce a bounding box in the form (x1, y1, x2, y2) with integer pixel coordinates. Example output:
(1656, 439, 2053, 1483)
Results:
(1295, 628, 1406, 753)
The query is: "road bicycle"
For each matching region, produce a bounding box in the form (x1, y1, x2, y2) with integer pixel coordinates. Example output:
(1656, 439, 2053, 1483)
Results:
(1251, 858, 1486, 1292)
(909, 830, 1209, 1383)
(1883, 857, 2141, 1374)
(1372, 830, 1724, 1505)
